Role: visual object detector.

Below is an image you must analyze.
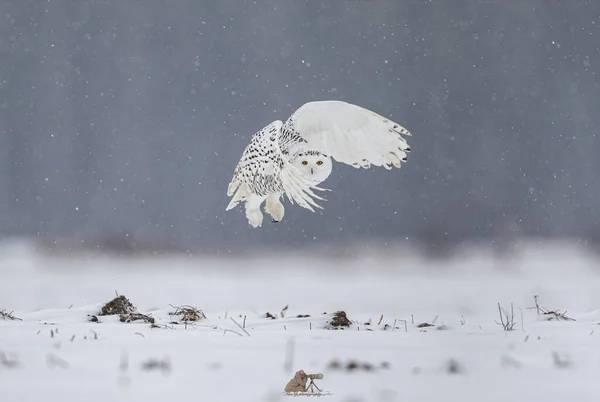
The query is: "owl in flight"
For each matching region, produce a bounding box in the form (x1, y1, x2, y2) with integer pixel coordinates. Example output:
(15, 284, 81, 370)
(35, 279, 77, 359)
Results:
(226, 100, 412, 228)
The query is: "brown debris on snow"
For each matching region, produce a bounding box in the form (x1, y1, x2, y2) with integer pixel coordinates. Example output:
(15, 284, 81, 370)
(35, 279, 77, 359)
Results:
(169, 305, 206, 323)
(327, 358, 378, 372)
(0, 309, 22, 321)
(120, 313, 155, 324)
(97, 294, 154, 324)
(99, 295, 136, 316)
(532, 295, 576, 321)
(446, 358, 463, 374)
(327, 359, 342, 369)
(328, 311, 351, 329)
(141, 357, 171, 373)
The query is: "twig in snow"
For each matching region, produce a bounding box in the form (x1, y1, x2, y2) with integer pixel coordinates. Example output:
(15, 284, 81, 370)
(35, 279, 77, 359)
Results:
(168, 304, 206, 322)
(280, 305, 289, 318)
(529, 295, 575, 321)
(0, 309, 22, 321)
(223, 329, 243, 337)
(393, 319, 408, 332)
(496, 302, 516, 331)
(230, 317, 250, 336)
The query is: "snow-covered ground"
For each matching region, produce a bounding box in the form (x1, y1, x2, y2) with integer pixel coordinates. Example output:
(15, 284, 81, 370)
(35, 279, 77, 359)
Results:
(1, 240, 600, 402)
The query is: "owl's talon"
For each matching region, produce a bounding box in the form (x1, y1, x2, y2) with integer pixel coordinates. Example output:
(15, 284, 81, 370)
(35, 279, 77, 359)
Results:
(246, 204, 264, 228)
(265, 193, 285, 223)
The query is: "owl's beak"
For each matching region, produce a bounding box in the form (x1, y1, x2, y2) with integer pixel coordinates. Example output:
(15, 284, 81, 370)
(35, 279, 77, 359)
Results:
(310, 168, 314, 175)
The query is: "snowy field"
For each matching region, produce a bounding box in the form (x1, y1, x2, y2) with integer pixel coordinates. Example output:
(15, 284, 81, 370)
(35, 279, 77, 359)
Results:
(1, 240, 600, 402)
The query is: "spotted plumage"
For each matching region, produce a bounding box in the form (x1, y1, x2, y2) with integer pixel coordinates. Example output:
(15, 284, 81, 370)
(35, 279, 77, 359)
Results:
(226, 100, 412, 228)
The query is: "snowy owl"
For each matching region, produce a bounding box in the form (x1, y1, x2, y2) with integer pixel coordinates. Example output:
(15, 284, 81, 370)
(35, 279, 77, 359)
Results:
(226, 100, 412, 228)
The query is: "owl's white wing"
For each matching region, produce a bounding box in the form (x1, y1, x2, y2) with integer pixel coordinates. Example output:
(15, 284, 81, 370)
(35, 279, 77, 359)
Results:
(283, 100, 412, 169)
(226, 121, 326, 212)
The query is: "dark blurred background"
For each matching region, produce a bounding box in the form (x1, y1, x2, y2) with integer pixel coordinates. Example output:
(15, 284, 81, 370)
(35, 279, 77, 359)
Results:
(0, 0, 598, 255)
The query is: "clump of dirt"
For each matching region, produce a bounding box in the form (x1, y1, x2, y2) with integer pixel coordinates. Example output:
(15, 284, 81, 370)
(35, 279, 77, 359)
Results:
(169, 305, 206, 323)
(265, 312, 276, 319)
(446, 358, 463, 374)
(297, 314, 311, 318)
(88, 315, 99, 323)
(141, 357, 171, 373)
(328, 359, 342, 369)
(328, 311, 351, 329)
(99, 295, 136, 316)
(417, 322, 434, 328)
(120, 313, 155, 324)
(98, 294, 154, 324)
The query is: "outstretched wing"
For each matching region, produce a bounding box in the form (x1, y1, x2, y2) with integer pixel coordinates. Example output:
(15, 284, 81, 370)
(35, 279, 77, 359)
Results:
(226, 121, 326, 212)
(282, 100, 412, 170)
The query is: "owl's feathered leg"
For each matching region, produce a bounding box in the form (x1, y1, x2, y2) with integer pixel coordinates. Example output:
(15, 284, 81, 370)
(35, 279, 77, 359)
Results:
(245, 194, 267, 228)
(265, 193, 285, 223)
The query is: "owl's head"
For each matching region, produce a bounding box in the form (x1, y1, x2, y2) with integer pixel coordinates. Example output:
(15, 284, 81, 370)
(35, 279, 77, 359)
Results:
(290, 149, 332, 183)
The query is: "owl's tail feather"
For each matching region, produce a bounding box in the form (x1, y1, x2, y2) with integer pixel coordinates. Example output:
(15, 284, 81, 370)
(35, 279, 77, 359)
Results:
(226, 183, 248, 211)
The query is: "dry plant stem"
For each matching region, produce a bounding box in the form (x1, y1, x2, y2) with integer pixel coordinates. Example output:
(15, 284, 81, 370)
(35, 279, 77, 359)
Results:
(230, 317, 250, 336)
(530, 295, 575, 321)
(168, 305, 207, 322)
(0, 310, 22, 321)
(497, 302, 515, 331)
(394, 319, 408, 332)
(545, 311, 575, 321)
(223, 329, 243, 337)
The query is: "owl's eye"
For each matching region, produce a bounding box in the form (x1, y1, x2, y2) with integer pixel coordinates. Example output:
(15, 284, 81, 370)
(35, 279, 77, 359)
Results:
(316, 160, 323, 166)
(302, 160, 308, 165)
